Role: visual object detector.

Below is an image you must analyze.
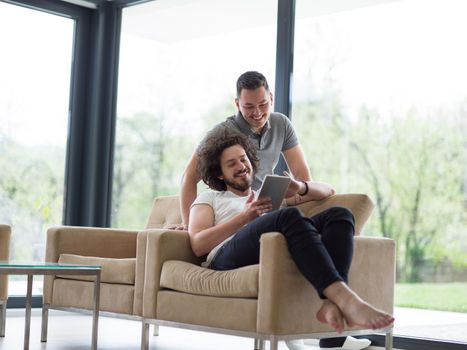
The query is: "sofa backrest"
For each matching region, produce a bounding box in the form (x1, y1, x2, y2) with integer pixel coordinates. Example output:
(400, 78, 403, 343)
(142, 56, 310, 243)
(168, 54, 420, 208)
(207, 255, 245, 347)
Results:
(145, 193, 375, 235)
(295, 193, 374, 235)
(145, 195, 183, 229)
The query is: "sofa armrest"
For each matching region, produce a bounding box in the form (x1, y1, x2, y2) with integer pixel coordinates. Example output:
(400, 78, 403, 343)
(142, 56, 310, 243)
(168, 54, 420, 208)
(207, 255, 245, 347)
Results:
(295, 193, 374, 235)
(257, 233, 395, 335)
(0, 225, 11, 300)
(45, 226, 140, 261)
(142, 229, 202, 318)
(0, 225, 10, 261)
(349, 236, 395, 315)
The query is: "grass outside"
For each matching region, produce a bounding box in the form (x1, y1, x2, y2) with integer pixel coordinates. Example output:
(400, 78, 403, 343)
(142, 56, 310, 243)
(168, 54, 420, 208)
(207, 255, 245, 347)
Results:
(395, 283, 467, 313)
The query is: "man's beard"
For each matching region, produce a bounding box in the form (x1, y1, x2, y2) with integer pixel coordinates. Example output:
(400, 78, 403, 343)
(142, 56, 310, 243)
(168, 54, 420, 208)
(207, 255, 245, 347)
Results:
(223, 173, 252, 192)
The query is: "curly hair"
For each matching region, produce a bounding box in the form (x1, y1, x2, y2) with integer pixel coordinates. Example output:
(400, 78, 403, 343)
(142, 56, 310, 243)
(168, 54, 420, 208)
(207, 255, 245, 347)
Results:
(197, 128, 259, 191)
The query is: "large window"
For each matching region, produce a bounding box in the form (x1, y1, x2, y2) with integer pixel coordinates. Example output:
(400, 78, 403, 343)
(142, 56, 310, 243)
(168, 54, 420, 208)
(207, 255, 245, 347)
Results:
(293, 0, 467, 342)
(113, 0, 277, 228)
(0, 3, 73, 294)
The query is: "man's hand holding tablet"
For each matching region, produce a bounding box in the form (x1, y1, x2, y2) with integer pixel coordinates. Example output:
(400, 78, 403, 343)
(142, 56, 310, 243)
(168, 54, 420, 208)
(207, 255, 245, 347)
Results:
(255, 175, 291, 211)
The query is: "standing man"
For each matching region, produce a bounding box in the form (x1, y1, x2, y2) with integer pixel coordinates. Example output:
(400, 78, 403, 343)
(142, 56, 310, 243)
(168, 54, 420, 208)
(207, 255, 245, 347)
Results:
(180, 71, 311, 228)
(179, 71, 371, 350)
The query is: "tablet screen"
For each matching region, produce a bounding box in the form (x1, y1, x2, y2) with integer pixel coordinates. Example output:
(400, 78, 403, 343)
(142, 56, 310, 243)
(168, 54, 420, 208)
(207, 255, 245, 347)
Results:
(256, 175, 291, 211)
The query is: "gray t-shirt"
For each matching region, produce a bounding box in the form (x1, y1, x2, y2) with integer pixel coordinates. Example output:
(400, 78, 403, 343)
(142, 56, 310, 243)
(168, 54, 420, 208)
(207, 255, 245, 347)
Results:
(199, 112, 299, 190)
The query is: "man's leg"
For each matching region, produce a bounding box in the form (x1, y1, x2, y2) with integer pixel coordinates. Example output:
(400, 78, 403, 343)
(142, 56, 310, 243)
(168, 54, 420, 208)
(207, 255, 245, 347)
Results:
(317, 336, 371, 349)
(310, 208, 372, 348)
(210, 207, 388, 337)
(308, 207, 355, 283)
(211, 207, 344, 297)
(285, 337, 371, 350)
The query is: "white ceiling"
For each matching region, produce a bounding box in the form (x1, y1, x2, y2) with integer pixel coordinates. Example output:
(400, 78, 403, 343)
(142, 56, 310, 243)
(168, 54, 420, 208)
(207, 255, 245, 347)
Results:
(59, 0, 399, 41)
(120, 0, 398, 43)
(122, 0, 277, 42)
(59, 0, 101, 9)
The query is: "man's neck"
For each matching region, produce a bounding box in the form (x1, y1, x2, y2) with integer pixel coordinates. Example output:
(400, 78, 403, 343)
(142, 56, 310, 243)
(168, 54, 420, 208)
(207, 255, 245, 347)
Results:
(251, 126, 263, 134)
(226, 186, 251, 197)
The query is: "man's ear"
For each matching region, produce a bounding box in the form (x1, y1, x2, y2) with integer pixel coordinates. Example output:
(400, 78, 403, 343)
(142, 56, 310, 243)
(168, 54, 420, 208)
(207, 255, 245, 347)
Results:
(269, 91, 273, 104)
(235, 98, 240, 110)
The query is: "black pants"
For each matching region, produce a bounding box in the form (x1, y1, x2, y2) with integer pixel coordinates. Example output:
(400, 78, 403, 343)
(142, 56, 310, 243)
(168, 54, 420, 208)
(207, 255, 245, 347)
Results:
(210, 206, 355, 298)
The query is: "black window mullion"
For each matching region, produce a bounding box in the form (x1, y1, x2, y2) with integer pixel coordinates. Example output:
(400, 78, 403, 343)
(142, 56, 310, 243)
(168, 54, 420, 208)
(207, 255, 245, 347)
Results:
(274, 0, 295, 175)
(274, 0, 295, 119)
(64, 2, 122, 228)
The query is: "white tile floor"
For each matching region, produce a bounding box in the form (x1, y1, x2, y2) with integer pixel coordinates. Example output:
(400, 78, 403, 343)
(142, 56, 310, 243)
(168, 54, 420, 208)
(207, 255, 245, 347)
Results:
(393, 307, 467, 343)
(2, 306, 467, 349)
(0, 309, 392, 350)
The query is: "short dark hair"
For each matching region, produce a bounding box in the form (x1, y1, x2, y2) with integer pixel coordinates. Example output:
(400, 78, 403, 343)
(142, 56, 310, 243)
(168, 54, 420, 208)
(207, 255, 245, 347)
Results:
(197, 128, 259, 191)
(236, 71, 270, 98)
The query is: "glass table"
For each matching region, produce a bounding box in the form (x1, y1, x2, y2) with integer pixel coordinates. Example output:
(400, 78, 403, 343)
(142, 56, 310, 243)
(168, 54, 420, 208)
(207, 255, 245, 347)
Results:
(0, 262, 101, 350)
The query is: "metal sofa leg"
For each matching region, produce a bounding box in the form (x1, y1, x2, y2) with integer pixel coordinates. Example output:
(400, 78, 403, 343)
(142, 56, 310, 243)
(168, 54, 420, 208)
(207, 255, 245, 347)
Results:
(153, 324, 159, 336)
(141, 320, 150, 350)
(254, 338, 265, 350)
(0, 300, 6, 337)
(269, 336, 278, 350)
(41, 303, 49, 342)
(385, 328, 394, 350)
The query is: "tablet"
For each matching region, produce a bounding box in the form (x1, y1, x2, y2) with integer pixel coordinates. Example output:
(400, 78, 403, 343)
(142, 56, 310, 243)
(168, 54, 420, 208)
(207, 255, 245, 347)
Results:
(256, 175, 291, 211)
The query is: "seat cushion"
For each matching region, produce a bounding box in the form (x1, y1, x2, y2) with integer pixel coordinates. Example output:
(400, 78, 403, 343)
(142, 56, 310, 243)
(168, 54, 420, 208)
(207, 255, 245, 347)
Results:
(160, 260, 259, 297)
(52, 279, 135, 315)
(58, 253, 136, 285)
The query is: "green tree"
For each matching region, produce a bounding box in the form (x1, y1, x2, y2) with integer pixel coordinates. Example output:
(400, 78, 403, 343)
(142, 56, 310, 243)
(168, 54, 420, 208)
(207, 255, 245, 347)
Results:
(295, 96, 467, 282)
(0, 135, 65, 261)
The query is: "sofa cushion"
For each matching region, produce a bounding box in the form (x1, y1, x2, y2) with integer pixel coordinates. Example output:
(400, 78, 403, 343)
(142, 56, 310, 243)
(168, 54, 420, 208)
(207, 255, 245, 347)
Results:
(52, 279, 135, 315)
(58, 253, 136, 285)
(160, 260, 259, 298)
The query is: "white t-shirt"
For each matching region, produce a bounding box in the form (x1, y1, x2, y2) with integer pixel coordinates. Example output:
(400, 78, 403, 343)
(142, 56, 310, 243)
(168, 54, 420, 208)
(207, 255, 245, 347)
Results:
(191, 190, 248, 266)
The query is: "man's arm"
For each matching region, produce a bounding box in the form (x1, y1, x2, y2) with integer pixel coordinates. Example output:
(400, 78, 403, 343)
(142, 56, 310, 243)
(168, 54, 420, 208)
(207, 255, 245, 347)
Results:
(180, 152, 202, 228)
(282, 145, 312, 181)
(282, 145, 335, 202)
(285, 181, 336, 206)
(188, 204, 247, 257)
(188, 195, 272, 257)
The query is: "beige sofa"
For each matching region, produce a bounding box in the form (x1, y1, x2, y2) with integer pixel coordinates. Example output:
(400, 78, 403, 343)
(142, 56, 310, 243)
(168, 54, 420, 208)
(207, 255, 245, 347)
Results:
(42, 226, 149, 342)
(0, 224, 11, 337)
(41, 193, 394, 349)
(141, 194, 395, 350)
(42, 198, 188, 345)
(41, 198, 185, 344)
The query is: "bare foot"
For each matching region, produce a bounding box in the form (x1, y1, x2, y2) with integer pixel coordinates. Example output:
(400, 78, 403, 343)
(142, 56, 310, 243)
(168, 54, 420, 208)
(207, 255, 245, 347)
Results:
(340, 295, 394, 330)
(324, 282, 394, 330)
(316, 300, 345, 333)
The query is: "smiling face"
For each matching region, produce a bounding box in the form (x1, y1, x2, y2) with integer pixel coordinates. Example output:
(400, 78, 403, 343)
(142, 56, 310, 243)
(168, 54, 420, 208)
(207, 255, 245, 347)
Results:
(235, 86, 273, 133)
(218, 144, 253, 195)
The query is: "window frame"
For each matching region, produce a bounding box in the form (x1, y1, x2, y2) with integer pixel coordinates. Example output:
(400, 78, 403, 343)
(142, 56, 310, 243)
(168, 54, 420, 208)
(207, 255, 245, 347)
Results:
(3, 0, 465, 348)
(2, 0, 122, 306)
